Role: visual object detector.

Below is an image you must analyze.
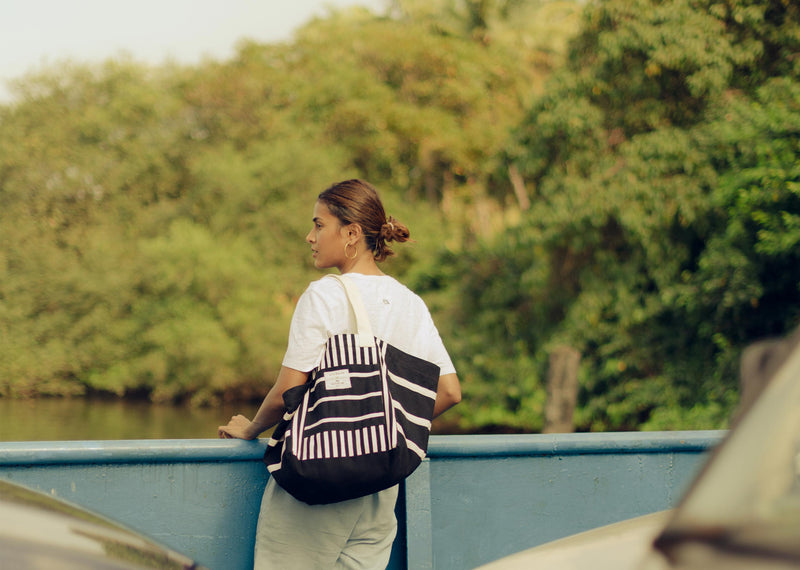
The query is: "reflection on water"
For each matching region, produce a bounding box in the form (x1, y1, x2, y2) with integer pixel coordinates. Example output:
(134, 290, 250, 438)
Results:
(0, 398, 261, 441)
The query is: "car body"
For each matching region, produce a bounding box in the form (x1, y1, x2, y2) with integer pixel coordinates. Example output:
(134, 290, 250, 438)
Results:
(479, 326, 800, 570)
(0, 478, 206, 569)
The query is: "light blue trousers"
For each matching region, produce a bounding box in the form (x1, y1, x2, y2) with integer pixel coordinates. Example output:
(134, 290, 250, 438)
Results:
(253, 478, 398, 570)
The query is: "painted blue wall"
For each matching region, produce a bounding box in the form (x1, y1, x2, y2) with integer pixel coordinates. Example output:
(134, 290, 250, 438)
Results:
(419, 433, 721, 568)
(0, 432, 723, 570)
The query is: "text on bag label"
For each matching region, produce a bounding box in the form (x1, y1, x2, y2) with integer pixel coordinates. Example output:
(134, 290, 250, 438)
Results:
(324, 369, 352, 390)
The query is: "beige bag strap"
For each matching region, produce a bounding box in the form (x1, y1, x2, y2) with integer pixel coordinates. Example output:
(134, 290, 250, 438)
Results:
(327, 274, 374, 348)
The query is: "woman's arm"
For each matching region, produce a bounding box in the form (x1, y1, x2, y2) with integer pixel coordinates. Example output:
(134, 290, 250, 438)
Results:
(220, 368, 459, 437)
(432, 372, 461, 418)
(218, 366, 308, 440)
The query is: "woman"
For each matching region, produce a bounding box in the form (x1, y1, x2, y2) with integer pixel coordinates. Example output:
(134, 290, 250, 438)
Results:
(218, 179, 461, 569)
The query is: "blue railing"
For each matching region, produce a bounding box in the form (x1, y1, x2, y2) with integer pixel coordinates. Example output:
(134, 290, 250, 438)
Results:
(0, 431, 724, 569)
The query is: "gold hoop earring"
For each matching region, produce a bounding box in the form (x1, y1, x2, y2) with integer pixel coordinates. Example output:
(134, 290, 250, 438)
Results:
(344, 242, 358, 259)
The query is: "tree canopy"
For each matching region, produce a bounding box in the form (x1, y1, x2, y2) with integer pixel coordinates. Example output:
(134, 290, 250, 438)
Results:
(435, 0, 800, 431)
(1, 0, 797, 433)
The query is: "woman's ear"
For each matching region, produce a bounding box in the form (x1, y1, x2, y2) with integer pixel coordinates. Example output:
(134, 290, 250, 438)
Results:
(345, 223, 363, 241)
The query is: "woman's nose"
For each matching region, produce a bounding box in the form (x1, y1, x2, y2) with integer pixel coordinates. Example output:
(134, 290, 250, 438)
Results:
(305, 230, 314, 243)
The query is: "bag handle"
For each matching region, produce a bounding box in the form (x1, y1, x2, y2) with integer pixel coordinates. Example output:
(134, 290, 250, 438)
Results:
(328, 274, 374, 347)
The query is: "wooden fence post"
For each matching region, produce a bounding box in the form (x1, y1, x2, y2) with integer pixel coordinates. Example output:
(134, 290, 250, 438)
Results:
(543, 346, 581, 433)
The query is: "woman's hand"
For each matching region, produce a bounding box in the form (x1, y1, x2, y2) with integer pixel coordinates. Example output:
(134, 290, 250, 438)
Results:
(217, 367, 307, 441)
(218, 414, 258, 440)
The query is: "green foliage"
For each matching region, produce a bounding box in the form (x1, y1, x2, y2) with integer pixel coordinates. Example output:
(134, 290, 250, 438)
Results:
(0, 2, 555, 406)
(436, 0, 800, 432)
(1, 0, 797, 438)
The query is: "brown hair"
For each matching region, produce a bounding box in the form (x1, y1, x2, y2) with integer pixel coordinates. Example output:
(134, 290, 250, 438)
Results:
(318, 179, 410, 262)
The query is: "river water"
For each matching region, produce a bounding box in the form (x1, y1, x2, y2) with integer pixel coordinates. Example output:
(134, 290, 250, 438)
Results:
(0, 398, 261, 441)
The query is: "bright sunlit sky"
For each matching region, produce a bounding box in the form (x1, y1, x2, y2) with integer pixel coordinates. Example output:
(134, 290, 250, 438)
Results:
(0, 0, 387, 102)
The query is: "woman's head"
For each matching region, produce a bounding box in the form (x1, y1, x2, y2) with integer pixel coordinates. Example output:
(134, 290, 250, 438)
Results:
(316, 179, 409, 262)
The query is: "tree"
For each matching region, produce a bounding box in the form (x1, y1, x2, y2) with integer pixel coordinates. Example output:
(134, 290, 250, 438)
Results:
(433, 0, 800, 432)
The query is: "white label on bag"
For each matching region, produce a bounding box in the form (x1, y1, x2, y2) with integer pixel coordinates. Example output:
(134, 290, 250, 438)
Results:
(324, 369, 352, 390)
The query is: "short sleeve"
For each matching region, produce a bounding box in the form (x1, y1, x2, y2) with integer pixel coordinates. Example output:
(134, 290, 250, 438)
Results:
(281, 281, 347, 372)
(426, 321, 457, 376)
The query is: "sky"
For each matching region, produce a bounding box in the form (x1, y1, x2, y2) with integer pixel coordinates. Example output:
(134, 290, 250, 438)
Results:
(0, 0, 387, 102)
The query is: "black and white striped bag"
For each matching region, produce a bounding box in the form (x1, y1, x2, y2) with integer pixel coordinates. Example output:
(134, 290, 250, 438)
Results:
(263, 274, 440, 505)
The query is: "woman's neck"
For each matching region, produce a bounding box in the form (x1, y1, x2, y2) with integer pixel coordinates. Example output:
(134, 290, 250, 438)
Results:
(339, 255, 384, 276)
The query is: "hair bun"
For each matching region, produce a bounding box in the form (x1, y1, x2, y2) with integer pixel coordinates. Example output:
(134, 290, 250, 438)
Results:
(381, 216, 409, 243)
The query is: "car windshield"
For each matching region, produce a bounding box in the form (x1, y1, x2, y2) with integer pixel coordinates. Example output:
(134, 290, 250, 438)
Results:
(655, 336, 800, 561)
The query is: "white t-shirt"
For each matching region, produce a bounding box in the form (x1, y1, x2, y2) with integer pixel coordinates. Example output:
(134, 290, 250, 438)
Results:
(282, 273, 456, 376)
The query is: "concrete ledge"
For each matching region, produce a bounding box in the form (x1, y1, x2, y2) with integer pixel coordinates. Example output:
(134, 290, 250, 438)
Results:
(0, 432, 724, 569)
(426, 431, 724, 457)
(0, 431, 724, 465)
(0, 438, 268, 465)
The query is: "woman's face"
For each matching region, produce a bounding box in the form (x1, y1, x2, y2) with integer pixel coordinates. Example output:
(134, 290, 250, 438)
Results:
(306, 201, 350, 270)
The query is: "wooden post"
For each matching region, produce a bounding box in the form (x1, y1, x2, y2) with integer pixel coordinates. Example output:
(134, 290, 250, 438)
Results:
(543, 346, 581, 433)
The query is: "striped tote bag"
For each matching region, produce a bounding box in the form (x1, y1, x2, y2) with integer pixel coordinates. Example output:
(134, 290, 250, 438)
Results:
(263, 275, 440, 505)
